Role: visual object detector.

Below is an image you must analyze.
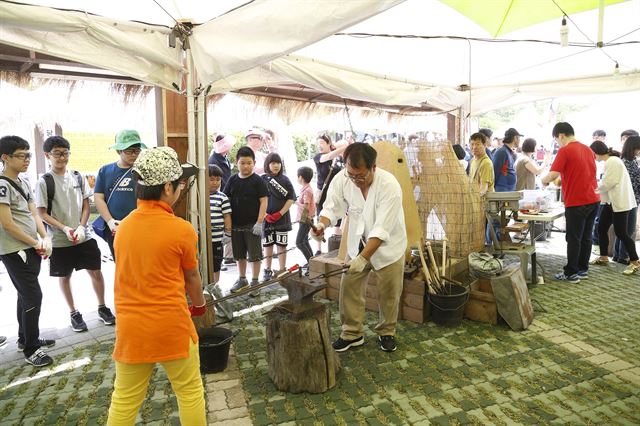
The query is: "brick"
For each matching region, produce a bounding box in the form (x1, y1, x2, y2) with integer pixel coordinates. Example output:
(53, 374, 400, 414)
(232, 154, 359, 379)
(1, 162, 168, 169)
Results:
(206, 390, 228, 412)
(206, 378, 241, 392)
(571, 341, 604, 355)
(584, 353, 618, 365)
(208, 406, 249, 421)
(601, 360, 634, 373)
(225, 387, 246, 409)
(615, 370, 640, 386)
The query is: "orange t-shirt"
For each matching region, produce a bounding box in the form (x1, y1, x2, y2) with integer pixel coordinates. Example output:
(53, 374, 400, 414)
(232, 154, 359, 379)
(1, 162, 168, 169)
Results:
(112, 199, 199, 364)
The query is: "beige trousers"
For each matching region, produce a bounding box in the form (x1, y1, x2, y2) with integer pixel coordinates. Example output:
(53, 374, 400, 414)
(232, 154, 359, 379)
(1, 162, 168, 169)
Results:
(339, 255, 404, 339)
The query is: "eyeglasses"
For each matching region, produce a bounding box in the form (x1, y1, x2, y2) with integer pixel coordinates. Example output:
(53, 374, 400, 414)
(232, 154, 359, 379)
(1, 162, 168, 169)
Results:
(9, 152, 32, 160)
(123, 148, 142, 155)
(344, 169, 370, 182)
(49, 151, 71, 159)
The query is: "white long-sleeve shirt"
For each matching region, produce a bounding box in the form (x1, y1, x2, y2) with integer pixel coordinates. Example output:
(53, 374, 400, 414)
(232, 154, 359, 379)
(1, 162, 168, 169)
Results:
(320, 168, 406, 269)
(598, 156, 637, 212)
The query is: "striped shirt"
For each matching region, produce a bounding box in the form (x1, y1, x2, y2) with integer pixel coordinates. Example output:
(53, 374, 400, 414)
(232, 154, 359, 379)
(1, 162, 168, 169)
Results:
(209, 191, 231, 242)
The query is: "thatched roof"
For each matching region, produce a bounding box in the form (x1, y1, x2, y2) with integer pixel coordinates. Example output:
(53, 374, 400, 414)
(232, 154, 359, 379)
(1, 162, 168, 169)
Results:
(0, 43, 445, 122)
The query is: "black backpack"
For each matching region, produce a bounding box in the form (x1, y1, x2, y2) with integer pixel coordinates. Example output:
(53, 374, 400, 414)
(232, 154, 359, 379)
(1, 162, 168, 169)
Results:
(43, 171, 83, 216)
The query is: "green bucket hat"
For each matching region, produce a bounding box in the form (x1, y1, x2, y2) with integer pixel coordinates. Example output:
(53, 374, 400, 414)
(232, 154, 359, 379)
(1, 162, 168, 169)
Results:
(111, 129, 149, 150)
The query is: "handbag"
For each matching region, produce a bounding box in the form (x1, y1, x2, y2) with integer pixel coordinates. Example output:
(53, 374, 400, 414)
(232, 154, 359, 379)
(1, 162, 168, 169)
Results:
(92, 169, 131, 240)
(92, 216, 108, 239)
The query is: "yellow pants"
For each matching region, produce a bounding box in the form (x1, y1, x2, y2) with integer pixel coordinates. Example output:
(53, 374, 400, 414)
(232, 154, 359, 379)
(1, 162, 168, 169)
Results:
(107, 339, 206, 426)
(339, 255, 405, 339)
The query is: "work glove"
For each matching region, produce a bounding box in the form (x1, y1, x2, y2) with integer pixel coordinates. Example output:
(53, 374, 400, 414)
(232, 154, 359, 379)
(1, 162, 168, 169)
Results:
(41, 236, 53, 259)
(222, 232, 232, 245)
(347, 254, 369, 275)
(189, 303, 207, 317)
(265, 212, 282, 223)
(63, 226, 76, 243)
(252, 222, 263, 236)
(309, 221, 326, 242)
(107, 219, 121, 235)
(74, 225, 86, 244)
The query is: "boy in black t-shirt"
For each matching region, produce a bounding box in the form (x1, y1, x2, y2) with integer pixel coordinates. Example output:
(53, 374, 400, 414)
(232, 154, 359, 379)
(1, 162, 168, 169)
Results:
(261, 153, 296, 281)
(223, 147, 268, 293)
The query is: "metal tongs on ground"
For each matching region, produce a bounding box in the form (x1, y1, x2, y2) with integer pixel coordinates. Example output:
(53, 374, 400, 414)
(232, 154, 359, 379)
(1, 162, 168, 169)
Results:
(209, 264, 302, 305)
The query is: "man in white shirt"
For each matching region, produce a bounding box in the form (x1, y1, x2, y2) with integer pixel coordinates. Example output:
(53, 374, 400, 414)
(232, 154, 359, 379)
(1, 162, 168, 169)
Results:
(311, 143, 407, 353)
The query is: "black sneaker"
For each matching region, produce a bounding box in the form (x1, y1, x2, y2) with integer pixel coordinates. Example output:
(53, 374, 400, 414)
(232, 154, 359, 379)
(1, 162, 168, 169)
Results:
(25, 348, 53, 368)
(0, 335, 7, 348)
(223, 258, 236, 265)
(17, 338, 56, 352)
(249, 279, 261, 297)
(70, 311, 88, 332)
(262, 269, 274, 282)
(230, 277, 249, 293)
(98, 307, 116, 326)
(379, 335, 397, 352)
(332, 336, 364, 352)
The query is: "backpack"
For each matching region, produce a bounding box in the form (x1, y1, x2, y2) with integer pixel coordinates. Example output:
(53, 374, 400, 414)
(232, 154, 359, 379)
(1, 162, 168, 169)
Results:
(43, 171, 83, 216)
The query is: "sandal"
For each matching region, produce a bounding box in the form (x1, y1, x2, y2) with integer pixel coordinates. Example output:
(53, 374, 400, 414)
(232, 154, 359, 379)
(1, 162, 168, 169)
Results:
(589, 258, 609, 266)
(622, 264, 640, 276)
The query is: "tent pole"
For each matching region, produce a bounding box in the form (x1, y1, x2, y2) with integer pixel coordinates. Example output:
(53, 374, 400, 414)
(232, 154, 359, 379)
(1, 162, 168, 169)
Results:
(185, 50, 209, 283)
(196, 91, 210, 285)
(597, 0, 605, 47)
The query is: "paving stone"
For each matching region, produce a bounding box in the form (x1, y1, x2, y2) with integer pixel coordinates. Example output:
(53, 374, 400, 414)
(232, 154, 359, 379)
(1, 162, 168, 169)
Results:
(225, 386, 247, 409)
(206, 389, 227, 411)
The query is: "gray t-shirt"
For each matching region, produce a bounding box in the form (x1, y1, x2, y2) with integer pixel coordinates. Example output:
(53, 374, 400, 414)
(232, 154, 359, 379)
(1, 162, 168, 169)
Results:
(0, 176, 37, 255)
(35, 171, 92, 248)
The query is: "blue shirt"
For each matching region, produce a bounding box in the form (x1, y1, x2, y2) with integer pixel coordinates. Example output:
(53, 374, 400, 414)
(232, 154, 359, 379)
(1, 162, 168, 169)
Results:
(492, 145, 517, 192)
(94, 162, 137, 220)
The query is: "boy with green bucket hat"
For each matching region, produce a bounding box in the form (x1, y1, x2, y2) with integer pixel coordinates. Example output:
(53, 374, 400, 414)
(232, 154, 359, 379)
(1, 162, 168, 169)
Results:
(94, 130, 147, 260)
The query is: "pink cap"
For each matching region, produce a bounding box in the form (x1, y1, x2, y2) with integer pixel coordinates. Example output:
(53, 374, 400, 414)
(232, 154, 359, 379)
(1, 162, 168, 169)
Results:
(214, 135, 235, 153)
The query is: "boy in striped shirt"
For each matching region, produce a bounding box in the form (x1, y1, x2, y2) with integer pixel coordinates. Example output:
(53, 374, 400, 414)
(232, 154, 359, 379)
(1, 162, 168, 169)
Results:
(209, 165, 232, 285)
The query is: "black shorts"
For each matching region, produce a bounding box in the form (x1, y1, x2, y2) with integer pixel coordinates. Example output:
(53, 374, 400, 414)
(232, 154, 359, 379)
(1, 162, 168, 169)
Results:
(263, 230, 289, 247)
(231, 229, 263, 262)
(212, 241, 223, 272)
(49, 239, 102, 277)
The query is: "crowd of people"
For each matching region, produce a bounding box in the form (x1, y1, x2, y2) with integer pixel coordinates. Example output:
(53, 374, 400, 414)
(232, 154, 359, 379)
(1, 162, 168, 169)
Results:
(1, 122, 638, 422)
(459, 124, 639, 282)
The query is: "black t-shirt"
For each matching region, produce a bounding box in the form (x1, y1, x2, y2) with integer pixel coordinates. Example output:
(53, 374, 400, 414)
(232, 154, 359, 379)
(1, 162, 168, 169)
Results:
(262, 174, 296, 231)
(314, 153, 332, 190)
(223, 173, 269, 226)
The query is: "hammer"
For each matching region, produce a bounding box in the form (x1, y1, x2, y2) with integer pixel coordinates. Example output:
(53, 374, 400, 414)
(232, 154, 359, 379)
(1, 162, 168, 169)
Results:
(300, 205, 325, 242)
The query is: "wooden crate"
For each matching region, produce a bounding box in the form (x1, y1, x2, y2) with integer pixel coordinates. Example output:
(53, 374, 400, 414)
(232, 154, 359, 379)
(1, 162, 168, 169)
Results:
(464, 278, 499, 324)
(310, 251, 428, 323)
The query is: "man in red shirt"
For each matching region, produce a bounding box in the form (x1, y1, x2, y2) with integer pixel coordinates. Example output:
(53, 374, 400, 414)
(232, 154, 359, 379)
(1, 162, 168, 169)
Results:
(542, 122, 600, 283)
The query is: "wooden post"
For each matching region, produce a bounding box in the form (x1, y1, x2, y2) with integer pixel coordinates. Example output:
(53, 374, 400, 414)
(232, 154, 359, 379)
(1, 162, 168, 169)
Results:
(157, 88, 214, 284)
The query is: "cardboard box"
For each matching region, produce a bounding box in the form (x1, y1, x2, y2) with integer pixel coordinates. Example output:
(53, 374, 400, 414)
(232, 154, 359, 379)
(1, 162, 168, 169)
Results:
(310, 251, 428, 323)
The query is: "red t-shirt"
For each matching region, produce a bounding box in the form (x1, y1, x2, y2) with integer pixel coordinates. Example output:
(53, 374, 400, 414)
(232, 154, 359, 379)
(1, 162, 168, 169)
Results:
(550, 141, 600, 207)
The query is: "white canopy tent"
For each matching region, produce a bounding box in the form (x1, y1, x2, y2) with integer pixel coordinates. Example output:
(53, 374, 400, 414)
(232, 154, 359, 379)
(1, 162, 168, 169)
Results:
(2, 0, 639, 113)
(2, 0, 639, 280)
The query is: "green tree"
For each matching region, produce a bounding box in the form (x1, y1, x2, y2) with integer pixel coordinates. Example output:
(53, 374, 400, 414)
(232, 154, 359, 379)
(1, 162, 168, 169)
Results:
(293, 134, 317, 161)
(478, 106, 524, 131)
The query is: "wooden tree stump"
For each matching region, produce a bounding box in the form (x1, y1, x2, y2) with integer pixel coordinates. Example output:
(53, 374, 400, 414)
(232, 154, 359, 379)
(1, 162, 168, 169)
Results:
(265, 300, 340, 393)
